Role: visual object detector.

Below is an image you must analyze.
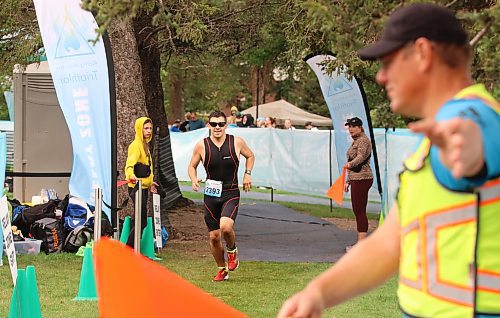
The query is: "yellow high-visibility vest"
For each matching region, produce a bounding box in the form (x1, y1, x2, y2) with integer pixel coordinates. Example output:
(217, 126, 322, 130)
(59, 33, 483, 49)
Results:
(397, 85, 500, 317)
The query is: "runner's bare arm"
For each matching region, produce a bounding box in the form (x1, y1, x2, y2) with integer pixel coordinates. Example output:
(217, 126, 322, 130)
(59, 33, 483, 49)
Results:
(188, 141, 204, 191)
(237, 137, 255, 192)
(277, 206, 401, 318)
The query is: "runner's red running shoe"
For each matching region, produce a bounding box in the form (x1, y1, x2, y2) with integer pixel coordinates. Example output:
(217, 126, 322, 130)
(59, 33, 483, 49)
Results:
(227, 247, 239, 271)
(213, 267, 229, 282)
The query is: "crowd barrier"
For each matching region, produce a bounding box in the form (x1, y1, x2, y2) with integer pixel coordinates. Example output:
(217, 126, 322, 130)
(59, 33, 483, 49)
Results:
(170, 128, 422, 213)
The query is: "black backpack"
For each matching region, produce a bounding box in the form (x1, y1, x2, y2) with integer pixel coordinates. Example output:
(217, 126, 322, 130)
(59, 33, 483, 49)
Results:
(63, 226, 93, 253)
(30, 218, 63, 254)
(11, 200, 58, 237)
(24, 200, 58, 224)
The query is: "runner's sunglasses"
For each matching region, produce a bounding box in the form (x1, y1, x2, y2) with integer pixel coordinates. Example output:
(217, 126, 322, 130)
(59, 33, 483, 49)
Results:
(209, 122, 226, 127)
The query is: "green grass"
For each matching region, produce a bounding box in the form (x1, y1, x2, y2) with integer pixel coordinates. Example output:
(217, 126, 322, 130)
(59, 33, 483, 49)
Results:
(277, 201, 380, 220)
(181, 191, 379, 220)
(1, 241, 400, 317)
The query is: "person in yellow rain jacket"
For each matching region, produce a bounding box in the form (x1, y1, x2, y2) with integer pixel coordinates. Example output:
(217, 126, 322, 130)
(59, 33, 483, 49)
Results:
(278, 3, 499, 318)
(124, 117, 158, 247)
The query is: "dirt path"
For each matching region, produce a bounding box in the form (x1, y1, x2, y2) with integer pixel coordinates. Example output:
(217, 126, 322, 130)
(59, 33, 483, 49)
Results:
(322, 217, 379, 232)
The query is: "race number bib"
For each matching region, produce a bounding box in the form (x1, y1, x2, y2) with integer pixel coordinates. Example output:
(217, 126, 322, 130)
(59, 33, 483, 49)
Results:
(204, 179, 222, 197)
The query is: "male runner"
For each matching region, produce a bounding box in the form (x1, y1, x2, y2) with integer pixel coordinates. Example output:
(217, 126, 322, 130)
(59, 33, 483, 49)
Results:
(188, 110, 255, 281)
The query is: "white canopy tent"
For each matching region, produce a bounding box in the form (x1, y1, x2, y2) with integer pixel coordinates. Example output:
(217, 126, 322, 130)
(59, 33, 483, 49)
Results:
(241, 99, 333, 127)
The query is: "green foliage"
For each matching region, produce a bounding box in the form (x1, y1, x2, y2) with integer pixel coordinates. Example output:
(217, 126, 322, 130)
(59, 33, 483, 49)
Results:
(0, 77, 13, 121)
(280, 0, 499, 126)
(162, 57, 247, 114)
(0, 0, 43, 76)
(1, 0, 497, 129)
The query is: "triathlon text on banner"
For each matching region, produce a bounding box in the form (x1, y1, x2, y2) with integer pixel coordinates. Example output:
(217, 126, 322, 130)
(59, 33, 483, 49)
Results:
(306, 54, 381, 194)
(33, 0, 112, 218)
(152, 194, 162, 249)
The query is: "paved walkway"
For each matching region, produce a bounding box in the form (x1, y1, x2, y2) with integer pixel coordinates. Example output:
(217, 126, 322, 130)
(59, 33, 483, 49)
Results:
(188, 196, 360, 263)
(182, 185, 380, 262)
(235, 201, 355, 262)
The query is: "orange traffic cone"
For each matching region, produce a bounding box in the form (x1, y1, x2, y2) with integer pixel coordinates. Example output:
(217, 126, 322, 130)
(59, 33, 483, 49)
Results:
(94, 238, 247, 318)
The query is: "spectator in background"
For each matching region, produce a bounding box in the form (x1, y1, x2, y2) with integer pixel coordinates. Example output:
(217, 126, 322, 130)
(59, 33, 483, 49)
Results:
(305, 121, 318, 131)
(227, 106, 239, 125)
(255, 118, 265, 128)
(235, 112, 243, 126)
(231, 105, 239, 116)
(284, 118, 295, 130)
(239, 114, 255, 128)
(344, 117, 373, 251)
(264, 117, 276, 128)
(188, 112, 205, 131)
(179, 112, 191, 132)
(170, 119, 181, 132)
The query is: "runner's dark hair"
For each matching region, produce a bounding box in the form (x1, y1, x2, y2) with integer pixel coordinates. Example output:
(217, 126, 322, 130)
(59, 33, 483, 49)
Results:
(208, 111, 227, 121)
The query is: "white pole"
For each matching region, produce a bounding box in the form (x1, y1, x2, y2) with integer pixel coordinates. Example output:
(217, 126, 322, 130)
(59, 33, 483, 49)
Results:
(93, 188, 102, 243)
(134, 181, 142, 253)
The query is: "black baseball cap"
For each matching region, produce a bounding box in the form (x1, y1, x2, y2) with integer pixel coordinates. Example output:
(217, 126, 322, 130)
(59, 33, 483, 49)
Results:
(358, 3, 468, 60)
(345, 117, 363, 127)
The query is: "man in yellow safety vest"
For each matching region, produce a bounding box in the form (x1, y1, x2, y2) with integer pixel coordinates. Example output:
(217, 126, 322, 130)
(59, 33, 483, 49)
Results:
(278, 3, 499, 318)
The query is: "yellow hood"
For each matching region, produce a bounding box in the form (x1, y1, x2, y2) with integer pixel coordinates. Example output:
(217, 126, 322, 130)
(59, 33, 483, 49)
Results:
(134, 117, 152, 144)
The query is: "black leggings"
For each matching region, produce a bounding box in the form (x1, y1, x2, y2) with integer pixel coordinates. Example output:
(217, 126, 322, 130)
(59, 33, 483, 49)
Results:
(126, 185, 149, 247)
(350, 179, 373, 232)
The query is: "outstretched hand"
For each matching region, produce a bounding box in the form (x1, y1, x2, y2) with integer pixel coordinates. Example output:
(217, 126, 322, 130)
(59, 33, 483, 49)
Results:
(277, 287, 325, 318)
(409, 118, 484, 178)
(191, 179, 202, 192)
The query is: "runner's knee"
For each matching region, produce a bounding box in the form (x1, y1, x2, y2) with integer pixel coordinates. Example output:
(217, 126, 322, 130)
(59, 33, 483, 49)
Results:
(209, 230, 222, 243)
(219, 218, 234, 233)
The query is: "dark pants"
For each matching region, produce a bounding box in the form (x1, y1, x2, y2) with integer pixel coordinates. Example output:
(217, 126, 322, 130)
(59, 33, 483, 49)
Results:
(350, 179, 373, 232)
(126, 185, 149, 247)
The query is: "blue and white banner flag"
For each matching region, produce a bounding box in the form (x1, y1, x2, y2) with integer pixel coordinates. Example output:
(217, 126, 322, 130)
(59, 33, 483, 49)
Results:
(0, 133, 15, 278)
(306, 54, 381, 194)
(34, 0, 112, 217)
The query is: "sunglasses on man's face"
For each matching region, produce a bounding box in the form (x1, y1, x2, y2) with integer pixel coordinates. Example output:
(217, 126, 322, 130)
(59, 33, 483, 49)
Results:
(209, 122, 226, 128)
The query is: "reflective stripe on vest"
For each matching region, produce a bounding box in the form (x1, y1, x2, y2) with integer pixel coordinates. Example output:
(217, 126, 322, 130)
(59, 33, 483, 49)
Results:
(480, 180, 500, 205)
(400, 219, 423, 290)
(477, 180, 500, 295)
(425, 201, 476, 306)
(398, 86, 500, 317)
(398, 165, 500, 316)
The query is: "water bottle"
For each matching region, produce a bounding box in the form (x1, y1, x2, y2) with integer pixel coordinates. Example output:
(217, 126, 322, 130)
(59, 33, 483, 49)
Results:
(40, 188, 49, 203)
(48, 189, 58, 200)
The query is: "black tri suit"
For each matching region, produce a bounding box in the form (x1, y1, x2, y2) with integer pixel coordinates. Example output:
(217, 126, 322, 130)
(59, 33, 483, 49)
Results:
(202, 134, 240, 231)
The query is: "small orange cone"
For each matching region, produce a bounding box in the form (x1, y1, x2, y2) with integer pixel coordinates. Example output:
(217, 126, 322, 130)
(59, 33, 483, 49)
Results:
(94, 238, 248, 318)
(327, 167, 347, 205)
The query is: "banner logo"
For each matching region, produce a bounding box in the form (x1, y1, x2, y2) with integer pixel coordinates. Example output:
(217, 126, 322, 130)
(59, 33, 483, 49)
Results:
(55, 15, 95, 59)
(327, 76, 353, 96)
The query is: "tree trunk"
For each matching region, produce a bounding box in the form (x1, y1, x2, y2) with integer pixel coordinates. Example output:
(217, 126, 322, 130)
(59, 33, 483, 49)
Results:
(132, 10, 185, 231)
(251, 62, 273, 108)
(108, 18, 146, 220)
(168, 64, 184, 123)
